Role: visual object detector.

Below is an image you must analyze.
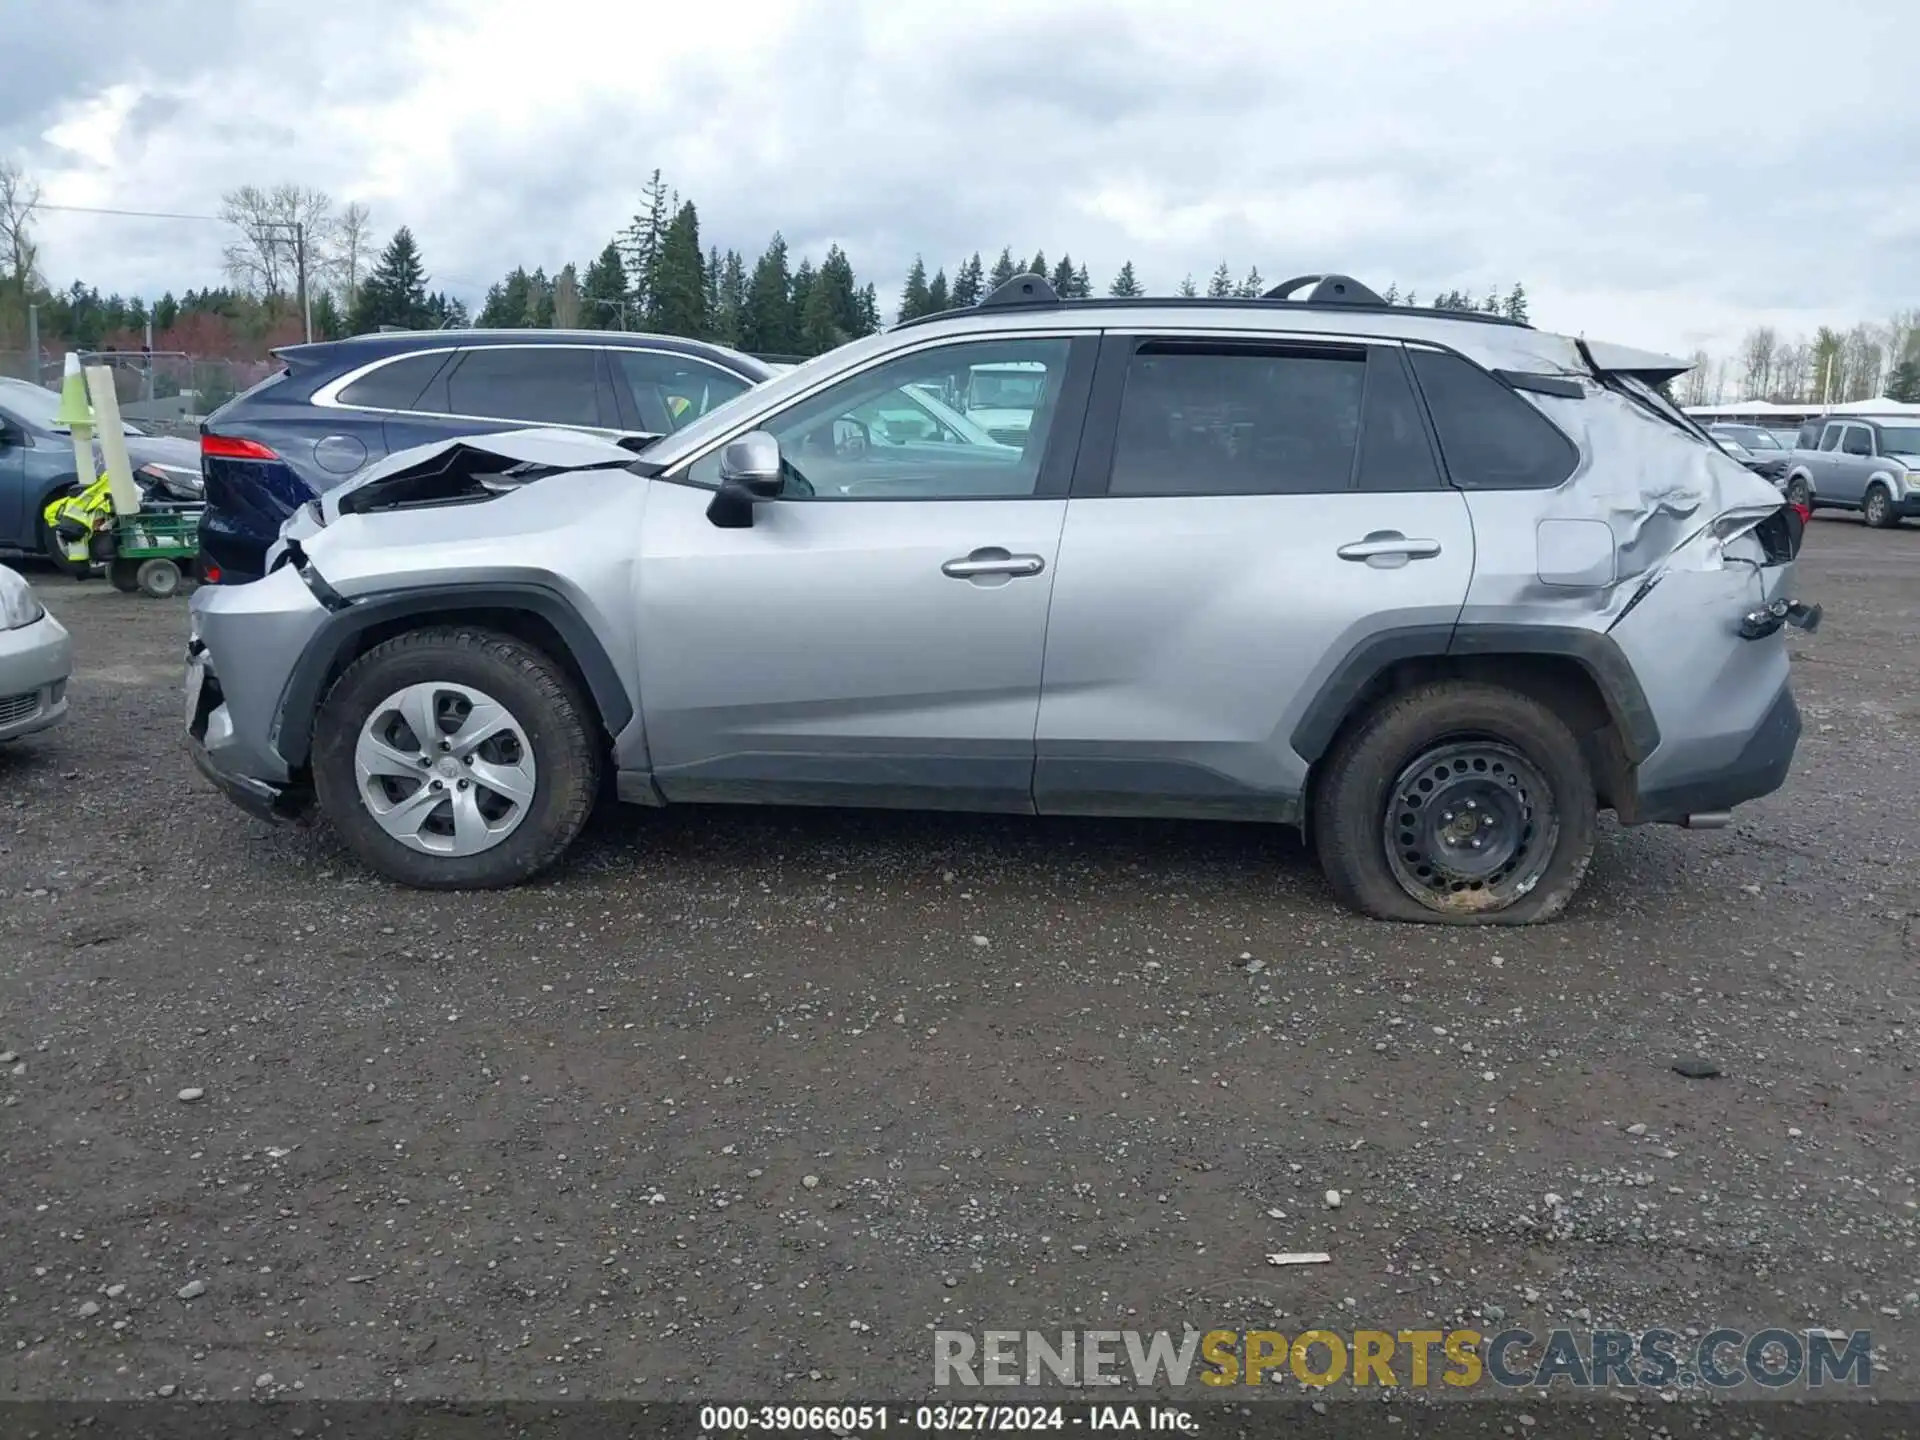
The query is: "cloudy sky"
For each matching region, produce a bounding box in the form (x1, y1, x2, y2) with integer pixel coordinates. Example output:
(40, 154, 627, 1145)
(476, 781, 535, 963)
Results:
(4, 0, 1916, 359)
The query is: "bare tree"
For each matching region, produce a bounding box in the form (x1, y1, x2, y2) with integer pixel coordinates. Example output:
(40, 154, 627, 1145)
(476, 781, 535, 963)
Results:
(0, 159, 41, 292)
(221, 184, 337, 300)
(1737, 326, 1776, 400)
(329, 201, 372, 307)
(1678, 349, 1713, 407)
(1842, 324, 1883, 402)
(551, 263, 581, 329)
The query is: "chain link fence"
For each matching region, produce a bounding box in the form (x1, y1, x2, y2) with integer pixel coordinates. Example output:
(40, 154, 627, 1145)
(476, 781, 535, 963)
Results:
(0, 350, 275, 437)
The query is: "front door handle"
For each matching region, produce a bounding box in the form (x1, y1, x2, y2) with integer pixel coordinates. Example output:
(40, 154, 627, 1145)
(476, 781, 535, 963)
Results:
(942, 548, 1046, 579)
(1337, 531, 1442, 569)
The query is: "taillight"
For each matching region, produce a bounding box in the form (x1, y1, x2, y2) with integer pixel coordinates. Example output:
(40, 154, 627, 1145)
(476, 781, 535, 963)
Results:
(1792, 501, 1811, 526)
(201, 561, 223, 584)
(201, 433, 281, 462)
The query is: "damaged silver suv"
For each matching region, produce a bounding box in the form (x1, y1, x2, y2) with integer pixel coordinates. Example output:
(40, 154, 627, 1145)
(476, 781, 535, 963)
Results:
(185, 273, 1816, 924)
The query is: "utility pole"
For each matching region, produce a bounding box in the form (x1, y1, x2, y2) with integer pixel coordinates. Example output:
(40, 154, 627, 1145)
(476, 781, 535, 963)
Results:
(143, 316, 154, 402)
(26, 303, 38, 385)
(295, 221, 311, 344)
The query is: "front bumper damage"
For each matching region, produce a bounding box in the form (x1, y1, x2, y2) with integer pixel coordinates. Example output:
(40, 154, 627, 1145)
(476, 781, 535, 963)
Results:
(184, 564, 329, 823)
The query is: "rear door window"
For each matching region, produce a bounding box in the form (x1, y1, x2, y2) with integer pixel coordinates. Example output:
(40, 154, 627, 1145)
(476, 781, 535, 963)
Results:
(613, 352, 752, 434)
(1406, 348, 1579, 490)
(1818, 425, 1842, 452)
(337, 353, 450, 411)
(1105, 342, 1366, 496)
(443, 347, 606, 429)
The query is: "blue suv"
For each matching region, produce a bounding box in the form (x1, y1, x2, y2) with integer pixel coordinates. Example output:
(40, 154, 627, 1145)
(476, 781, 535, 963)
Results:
(199, 330, 774, 583)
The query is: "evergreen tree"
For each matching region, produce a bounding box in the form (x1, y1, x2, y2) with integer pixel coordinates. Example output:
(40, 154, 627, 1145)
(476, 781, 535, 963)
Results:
(705, 245, 723, 329)
(1236, 266, 1264, 299)
(422, 291, 468, 328)
(818, 245, 862, 339)
(1502, 282, 1529, 324)
(650, 200, 707, 337)
(1885, 359, 1920, 404)
(580, 242, 629, 330)
(1482, 289, 1501, 313)
(1071, 262, 1091, 298)
(310, 289, 343, 340)
(713, 249, 748, 348)
(987, 247, 1017, 291)
(951, 253, 985, 307)
(1178, 274, 1198, 298)
(1026, 250, 1047, 282)
(1403, 291, 1418, 308)
(854, 283, 880, 337)
(620, 169, 673, 320)
(799, 272, 841, 356)
(788, 257, 817, 344)
(477, 266, 531, 327)
(1207, 262, 1234, 298)
(522, 267, 554, 328)
(348, 226, 432, 332)
(154, 291, 181, 333)
(741, 233, 793, 354)
(926, 268, 950, 314)
(1049, 254, 1075, 297)
(898, 255, 931, 323)
(1108, 261, 1143, 298)
(1381, 283, 1400, 305)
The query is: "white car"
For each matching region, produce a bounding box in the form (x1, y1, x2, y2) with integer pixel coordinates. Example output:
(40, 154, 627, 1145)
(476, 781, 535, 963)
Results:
(0, 563, 72, 742)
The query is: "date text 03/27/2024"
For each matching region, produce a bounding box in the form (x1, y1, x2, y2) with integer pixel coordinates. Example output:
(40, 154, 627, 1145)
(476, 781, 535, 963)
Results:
(696, 1405, 1192, 1432)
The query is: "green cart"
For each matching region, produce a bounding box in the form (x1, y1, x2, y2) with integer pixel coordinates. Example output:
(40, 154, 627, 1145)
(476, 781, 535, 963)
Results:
(106, 507, 202, 598)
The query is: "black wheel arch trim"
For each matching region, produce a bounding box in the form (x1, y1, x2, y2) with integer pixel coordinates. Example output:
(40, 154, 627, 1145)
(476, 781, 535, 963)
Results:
(271, 581, 634, 769)
(1289, 622, 1661, 766)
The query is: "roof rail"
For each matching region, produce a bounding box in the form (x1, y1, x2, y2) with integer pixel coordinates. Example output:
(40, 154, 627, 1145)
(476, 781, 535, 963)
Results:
(981, 273, 1059, 309)
(1263, 273, 1387, 306)
(894, 272, 1530, 331)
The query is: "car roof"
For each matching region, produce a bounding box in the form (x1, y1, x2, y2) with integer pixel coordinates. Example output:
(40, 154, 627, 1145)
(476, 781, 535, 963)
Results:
(275, 328, 775, 380)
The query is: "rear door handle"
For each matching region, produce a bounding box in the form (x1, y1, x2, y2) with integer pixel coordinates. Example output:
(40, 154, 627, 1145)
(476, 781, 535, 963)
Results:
(1337, 532, 1442, 568)
(943, 548, 1046, 579)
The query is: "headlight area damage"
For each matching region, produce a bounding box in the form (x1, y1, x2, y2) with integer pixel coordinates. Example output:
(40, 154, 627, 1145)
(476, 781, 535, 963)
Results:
(268, 427, 647, 572)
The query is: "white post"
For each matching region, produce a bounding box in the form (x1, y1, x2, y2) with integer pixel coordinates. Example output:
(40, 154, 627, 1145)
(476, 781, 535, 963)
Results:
(84, 365, 142, 516)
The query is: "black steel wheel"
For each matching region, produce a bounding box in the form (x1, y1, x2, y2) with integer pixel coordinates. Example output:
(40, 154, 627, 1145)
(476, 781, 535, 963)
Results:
(1382, 740, 1558, 912)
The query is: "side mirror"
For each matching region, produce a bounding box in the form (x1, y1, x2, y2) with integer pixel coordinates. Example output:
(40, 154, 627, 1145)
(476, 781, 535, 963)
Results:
(706, 430, 782, 528)
(719, 431, 783, 497)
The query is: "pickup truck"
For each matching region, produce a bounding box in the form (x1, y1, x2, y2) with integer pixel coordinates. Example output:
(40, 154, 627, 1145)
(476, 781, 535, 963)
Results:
(1781, 415, 1920, 529)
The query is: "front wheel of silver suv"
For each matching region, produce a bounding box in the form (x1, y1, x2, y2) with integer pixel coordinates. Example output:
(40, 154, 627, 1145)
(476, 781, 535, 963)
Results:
(312, 627, 601, 889)
(1313, 681, 1597, 925)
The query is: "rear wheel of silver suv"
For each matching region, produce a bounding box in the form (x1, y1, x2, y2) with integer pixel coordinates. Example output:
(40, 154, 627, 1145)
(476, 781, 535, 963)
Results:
(1314, 681, 1596, 925)
(312, 627, 600, 889)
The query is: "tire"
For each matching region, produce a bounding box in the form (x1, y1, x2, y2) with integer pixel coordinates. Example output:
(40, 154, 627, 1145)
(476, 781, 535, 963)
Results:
(108, 559, 143, 594)
(311, 627, 602, 890)
(1313, 681, 1597, 925)
(136, 558, 182, 598)
(37, 482, 94, 578)
(1785, 476, 1811, 510)
(1862, 483, 1898, 529)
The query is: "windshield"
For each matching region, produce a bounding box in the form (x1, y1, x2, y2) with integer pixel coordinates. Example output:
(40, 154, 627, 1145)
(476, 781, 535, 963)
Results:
(1879, 425, 1920, 454)
(0, 379, 65, 431)
(967, 370, 1046, 410)
(1712, 425, 1783, 450)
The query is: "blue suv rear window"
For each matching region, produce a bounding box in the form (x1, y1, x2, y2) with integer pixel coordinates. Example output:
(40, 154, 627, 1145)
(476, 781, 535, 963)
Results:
(1408, 348, 1579, 490)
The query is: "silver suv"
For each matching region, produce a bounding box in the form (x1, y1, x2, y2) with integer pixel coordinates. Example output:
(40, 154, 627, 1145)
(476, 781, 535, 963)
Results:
(1781, 415, 1920, 528)
(186, 274, 1814, 924)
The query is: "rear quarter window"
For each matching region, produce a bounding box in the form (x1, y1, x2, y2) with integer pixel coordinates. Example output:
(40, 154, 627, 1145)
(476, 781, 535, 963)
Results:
(1407, 348, 1579, 490)
(337, 353, 451, 410)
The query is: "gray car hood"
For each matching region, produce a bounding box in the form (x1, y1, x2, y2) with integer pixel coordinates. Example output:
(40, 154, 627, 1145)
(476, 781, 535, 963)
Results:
(271, 428, 640, 568)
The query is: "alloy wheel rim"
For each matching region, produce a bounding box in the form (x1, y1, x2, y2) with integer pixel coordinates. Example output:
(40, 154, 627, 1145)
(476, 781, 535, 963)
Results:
(1382, 739, 1558, 913)
(354, 681, 537, 856)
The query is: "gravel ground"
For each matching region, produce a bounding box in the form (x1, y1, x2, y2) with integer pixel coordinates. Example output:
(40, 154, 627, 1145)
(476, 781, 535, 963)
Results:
(1, 518, 1917, 1410)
